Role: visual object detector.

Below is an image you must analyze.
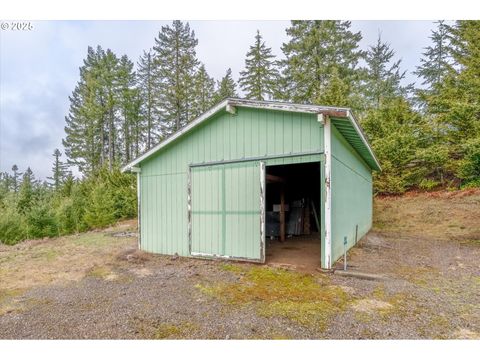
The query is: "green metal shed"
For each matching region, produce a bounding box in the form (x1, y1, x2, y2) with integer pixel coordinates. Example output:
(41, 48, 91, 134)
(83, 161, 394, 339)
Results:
(122, 98, 380, 269)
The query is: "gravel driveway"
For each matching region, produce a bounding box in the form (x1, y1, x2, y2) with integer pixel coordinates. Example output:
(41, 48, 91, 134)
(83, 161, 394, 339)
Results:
(1, 191, 479, 339)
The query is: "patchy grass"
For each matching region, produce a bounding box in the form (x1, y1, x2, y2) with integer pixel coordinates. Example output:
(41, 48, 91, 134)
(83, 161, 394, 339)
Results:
(86, 265, 113, 279)
(219, 263, 245, 274)
(0, 220, 137, 293)
(196, 266, 350, 331)
(0, 289, 25, 316)
(374, 189, 480, 241)
(134, 320, 198, 339)
(369, 285, 414, 319)
(153, 322, 197, 339)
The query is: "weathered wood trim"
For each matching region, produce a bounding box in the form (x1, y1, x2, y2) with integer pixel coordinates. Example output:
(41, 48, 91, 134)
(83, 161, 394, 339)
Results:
(228, 98, 350, 115)
(318, 109, 348, 118)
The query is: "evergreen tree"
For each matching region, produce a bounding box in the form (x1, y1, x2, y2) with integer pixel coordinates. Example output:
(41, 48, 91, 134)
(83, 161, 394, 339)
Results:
(63, 46, 105, 174)
(137, 49, 158, 149)
(414, 21, 453, 96)
(153, 20, 199, 134)
(422, 22, 480, 150)
(191, 64, 215, 117)
(361, 98, 426, 193)
(63, 46, 133, 174)
(17, 167, 35, 215)
(0, 172, 11, 195)
(11, 164, 21, 194)
(361, 34, 411, 111)
(98, 49, 121, 170)
(47, 149, 69, 190)
(427, 20, 480, 186)
(239, 30, 279, 100)
(280, 20, 364, 106)
(214, 68, 238, 103)
(117, 55, 142, 163)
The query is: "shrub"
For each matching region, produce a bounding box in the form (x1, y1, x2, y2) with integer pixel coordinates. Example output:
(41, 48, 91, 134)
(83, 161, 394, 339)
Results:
(0, 211, 26, 245)
(26, 205, 58, 239)
(83, 182, 116, 229)
(457, 138, 480, 188)
(419, 179, 440, 191)
(55, 197, 76, 235)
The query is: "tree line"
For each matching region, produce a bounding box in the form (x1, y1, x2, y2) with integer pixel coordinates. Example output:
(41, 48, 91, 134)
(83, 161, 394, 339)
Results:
(1, 20, 479, 244)
(61, 20, 480, 192)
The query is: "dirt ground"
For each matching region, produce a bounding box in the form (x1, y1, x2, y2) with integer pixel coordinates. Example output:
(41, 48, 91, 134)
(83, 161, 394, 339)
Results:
(1, 190, 479, 339)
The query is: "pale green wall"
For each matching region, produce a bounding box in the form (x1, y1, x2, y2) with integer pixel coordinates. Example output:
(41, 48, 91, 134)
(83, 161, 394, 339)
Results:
(139, 107, 324, 257)
(330, 124, 373, 264)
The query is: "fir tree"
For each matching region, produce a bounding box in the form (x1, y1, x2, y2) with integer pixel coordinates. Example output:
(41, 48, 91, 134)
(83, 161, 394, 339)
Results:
(280, 20, 364, 106)
(11, 164, 21, 194)
(98, 49, 121, 170)
(47, 149, 69, 190)
(137, 49, 158, 149)
(239, 30, 279, 100)
(117, 55, 142, 163)
(426, 21, 480, 147)
(63, 46, 104, 174)
(63, 46, 131, 174)
(191, 64, 216, 117)
(361, 34, 411, 110)
(17, 167, 35, 215)
(153, 20, 199, 134)
(414, 21, 452, 94)
(214, 68, 237, 103)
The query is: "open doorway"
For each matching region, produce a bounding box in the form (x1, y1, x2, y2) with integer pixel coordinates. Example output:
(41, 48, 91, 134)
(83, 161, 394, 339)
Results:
(265, 161, 321, 272)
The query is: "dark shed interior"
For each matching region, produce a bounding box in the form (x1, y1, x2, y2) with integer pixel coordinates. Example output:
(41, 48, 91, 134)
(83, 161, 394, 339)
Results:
(265, 162, 321, 271)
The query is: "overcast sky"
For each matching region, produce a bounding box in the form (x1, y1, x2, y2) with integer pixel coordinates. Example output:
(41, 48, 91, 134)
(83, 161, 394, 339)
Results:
(0, 20, 435, 179)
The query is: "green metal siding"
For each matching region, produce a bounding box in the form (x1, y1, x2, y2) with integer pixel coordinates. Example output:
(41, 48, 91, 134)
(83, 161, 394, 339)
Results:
(191, 161, 263, 260)
(330, 124, 373, 264)
(139, 107, 324, 256)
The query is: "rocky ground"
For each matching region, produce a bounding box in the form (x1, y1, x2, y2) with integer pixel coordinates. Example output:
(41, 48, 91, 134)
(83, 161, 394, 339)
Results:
(1, 190, 479, 339)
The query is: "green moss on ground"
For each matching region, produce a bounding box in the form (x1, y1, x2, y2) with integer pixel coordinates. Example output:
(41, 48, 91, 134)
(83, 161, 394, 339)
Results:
(196, 266, 349, 331)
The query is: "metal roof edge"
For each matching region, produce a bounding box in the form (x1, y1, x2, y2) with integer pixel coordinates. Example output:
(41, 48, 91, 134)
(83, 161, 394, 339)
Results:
(345, 110, 382, 171)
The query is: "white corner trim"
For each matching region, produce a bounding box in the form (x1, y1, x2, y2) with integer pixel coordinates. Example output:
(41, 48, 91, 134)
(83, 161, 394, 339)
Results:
(324, 116, 332, 269)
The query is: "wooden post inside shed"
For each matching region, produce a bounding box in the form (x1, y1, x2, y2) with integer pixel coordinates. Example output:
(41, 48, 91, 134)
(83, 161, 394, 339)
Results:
(280, 184, 285, 242)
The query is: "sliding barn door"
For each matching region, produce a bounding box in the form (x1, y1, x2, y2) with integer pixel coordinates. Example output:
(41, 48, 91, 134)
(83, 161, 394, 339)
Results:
(189, 161, 265, 262)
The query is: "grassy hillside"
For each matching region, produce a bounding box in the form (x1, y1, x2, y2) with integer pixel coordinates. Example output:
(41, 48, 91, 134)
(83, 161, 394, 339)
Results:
(374, 188, 480, 243)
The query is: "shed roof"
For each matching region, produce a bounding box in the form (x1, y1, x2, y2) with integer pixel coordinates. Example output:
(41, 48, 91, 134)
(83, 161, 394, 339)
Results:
(122, 98, 381, 172)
